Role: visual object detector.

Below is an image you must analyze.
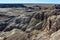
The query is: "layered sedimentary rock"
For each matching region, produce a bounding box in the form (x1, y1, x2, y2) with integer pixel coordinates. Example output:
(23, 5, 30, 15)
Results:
(0, 4, 60, 40)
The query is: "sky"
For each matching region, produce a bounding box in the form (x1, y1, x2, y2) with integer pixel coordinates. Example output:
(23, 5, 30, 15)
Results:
(0, 0, 60, 4)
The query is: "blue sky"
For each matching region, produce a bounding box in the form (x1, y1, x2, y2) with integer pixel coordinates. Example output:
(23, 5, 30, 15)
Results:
(0, 0, 60, 4)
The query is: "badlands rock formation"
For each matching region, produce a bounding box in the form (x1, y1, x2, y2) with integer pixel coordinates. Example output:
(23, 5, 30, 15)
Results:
(0, 4, 60, 40)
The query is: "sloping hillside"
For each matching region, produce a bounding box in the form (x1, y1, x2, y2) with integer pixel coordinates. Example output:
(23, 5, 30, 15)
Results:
(0, 4, 60, 40)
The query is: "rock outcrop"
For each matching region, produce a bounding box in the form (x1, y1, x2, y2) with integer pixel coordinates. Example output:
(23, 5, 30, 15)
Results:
(0, 29, 28, 40)
(0, 4, 60, 40)
(49, 30, 60, 40)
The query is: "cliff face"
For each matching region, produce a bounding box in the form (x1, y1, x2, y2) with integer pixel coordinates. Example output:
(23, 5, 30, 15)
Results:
(0, 4, 60, 40)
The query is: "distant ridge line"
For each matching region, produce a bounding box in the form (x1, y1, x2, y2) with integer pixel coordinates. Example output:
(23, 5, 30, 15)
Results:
(0, 4, 27, 8)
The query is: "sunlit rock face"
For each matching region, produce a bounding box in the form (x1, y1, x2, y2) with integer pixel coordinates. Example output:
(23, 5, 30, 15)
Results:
(0, 4, 60, 40)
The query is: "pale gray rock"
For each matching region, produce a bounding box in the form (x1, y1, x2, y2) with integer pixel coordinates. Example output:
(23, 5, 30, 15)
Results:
(49, 30, 60, 40)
